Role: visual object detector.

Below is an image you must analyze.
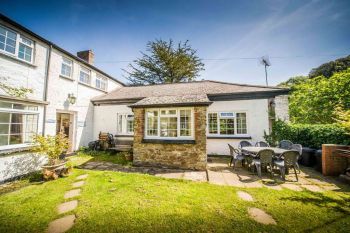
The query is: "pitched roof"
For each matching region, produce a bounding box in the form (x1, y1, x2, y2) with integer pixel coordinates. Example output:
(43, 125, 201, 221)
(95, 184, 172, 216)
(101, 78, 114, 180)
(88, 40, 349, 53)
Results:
(130, 94, 211, 108)
(92, 80, 289, 103)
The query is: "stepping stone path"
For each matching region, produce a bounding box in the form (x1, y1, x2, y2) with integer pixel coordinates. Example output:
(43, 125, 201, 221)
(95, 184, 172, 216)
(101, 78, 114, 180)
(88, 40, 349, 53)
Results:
(48, 215, 76, 233)
(72, 181, 85, 188)
(64, 189, 81, 199)
(57, 200, 78, 214)
(47, 174, 88, 233)
(237, 191, 254, 201)
(248, 207, 277, 225)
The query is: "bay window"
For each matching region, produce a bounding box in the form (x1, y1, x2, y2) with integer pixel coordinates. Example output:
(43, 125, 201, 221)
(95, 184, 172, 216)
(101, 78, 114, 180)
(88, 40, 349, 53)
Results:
(145, 108, 193, 139)
(117, 113, 134, 135)
(0, 25, 34, 63)
(208, 112, 247, 136)
(0, 101, 39, 147)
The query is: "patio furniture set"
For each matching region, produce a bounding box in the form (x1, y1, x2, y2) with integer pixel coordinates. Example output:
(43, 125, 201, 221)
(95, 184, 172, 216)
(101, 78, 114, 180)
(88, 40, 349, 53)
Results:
(228, 140, 302, 181)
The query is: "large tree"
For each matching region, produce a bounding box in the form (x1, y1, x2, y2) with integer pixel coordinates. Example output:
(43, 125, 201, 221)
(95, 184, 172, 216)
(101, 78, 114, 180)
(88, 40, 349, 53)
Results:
(124, 39, 204, 85)
(309, 55, 350, 78)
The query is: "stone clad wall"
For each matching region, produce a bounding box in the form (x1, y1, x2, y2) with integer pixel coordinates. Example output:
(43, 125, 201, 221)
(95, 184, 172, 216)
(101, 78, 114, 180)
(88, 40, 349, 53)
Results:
(132, 106, 207, 170)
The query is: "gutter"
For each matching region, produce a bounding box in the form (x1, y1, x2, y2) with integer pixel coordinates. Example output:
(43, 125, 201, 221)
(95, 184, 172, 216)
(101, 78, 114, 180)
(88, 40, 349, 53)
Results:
(42, 45, 52, 136)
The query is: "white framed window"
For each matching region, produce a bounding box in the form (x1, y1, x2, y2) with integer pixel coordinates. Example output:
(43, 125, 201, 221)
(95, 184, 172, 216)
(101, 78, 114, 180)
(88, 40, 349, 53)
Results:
(79, 66, 91, 84)
(208, 112, 248, 136)
(61, 57, 73, 78)
(0, 101, 39, 147)
(0, 25, 34, 63)
(95, 75, 107, 91)
(117, 113, 134, 135)
(145, 108, 194, 139)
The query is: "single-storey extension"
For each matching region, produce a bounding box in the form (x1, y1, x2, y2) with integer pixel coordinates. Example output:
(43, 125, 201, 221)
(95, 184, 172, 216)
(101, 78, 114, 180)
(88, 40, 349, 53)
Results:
(92, 80, 289, 170)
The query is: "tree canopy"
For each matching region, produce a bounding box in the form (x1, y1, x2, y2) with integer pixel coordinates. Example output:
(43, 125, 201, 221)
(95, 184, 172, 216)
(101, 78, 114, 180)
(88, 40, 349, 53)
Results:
(289, 69, 350, 124)
(124, 39, 204, 85)
(309, 55, 350, 78)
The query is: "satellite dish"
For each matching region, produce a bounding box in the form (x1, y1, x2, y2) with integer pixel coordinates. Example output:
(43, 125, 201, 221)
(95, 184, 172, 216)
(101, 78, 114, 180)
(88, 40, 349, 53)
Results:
(259, 55, 271, 86)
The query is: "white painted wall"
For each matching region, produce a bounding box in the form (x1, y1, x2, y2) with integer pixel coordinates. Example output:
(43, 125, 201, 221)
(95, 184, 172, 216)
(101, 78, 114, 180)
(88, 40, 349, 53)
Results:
(45, 48, 123, 150)
(207, 99, 270, 155)
(93, 104, 133, 140)
(0, 20, 48, 101)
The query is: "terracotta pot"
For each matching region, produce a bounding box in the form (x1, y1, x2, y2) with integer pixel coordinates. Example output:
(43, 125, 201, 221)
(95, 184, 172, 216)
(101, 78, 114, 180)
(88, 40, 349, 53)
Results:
(41, 161, 67, 180)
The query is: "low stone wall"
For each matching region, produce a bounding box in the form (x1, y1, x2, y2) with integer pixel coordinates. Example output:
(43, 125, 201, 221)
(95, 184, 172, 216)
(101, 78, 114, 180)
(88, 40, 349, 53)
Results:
(132, 107, 207, 170)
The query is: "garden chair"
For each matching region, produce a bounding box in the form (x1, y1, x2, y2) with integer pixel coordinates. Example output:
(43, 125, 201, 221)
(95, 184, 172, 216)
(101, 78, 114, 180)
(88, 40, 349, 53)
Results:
(291, 144, 302, 173)
(279, 140, 293, 149)
(255, 141, 270, 147)
(274, 151, 299, 181)
(228, 144, 246, 170)
(252, 149, 275, 178)
(238, 140, 252, 149)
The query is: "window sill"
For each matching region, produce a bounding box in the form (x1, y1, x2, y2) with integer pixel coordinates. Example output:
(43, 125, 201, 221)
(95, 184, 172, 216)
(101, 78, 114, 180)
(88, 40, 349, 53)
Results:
(78, 81, 108, 93)
(0, 50, 36, 67)
(0, 144, 34, 155)
(142, 139, 196, 144)
(207, 136, 252, 139)
(59, 75, 74, 81)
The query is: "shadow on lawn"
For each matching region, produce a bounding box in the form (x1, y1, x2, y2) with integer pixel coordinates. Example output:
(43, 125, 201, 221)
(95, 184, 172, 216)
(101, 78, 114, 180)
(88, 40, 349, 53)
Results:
(281, 191, 350, 232)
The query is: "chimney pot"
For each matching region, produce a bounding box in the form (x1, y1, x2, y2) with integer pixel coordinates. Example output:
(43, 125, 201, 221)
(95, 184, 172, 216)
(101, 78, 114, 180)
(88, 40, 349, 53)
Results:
(77, 50, 94, 65)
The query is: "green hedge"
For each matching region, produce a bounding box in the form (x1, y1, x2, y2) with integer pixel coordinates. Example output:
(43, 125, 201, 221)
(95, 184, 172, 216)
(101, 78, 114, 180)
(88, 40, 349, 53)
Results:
(264, 120, 350, 149)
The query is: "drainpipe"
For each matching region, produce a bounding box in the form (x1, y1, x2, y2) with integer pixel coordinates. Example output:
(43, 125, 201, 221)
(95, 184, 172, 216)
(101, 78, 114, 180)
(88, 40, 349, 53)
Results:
(42, 44, 52, 136)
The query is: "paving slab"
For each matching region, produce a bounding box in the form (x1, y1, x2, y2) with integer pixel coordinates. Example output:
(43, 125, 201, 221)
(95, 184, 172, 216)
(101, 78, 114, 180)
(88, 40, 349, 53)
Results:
(183, 171, 207, 182)
(57, 200, 78, 214)
(64, 189, 81, 199)
(237, 191, 254, 201)
(281, 183, 302, 191)
(72, 181, 85, 188)
(76, 174, 88, 180)
(301, 185, 324, 192)
(207, 170, 226, 185)
(47, 215, 75, 233)
(155, 172, 184, 179)
(248, 207, 277, 225)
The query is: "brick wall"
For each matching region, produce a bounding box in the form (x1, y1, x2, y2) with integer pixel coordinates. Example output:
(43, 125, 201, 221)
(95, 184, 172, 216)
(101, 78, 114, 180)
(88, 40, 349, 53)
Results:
(322, 144, 350, 176)
(132, 106, 207, 170)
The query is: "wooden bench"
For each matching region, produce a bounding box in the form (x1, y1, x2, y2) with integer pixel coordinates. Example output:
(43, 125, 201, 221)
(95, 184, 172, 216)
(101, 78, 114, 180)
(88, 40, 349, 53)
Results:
(109, 139, 133, 152)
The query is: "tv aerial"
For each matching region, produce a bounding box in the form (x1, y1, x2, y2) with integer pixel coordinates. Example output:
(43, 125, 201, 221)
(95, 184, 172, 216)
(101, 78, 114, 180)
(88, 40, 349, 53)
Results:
(259, 55, 271, 86)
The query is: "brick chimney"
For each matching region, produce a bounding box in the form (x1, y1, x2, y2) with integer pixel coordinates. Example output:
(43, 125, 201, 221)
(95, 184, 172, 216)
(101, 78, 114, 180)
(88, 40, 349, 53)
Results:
(77, 50, 94, 65)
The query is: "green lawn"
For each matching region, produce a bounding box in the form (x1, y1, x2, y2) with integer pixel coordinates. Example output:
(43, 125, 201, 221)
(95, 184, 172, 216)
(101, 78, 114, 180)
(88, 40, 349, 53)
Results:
(0, 156, 349, 232)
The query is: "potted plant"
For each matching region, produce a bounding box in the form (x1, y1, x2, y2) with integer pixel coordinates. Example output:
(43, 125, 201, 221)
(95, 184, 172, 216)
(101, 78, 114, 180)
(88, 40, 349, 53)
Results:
(32, 133, 69, 180)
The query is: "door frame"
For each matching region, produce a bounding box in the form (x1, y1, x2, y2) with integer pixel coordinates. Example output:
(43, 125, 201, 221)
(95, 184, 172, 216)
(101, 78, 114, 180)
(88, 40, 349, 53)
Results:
(56, 110, 77, 152)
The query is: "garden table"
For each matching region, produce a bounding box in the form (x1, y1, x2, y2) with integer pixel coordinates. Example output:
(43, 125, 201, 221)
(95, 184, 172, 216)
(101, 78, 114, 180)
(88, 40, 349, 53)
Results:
(241, 146, 289, 157)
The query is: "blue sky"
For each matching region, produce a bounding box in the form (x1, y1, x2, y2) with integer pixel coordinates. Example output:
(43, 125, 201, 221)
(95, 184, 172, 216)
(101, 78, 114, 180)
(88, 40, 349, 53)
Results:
(1, 0, 349, 85)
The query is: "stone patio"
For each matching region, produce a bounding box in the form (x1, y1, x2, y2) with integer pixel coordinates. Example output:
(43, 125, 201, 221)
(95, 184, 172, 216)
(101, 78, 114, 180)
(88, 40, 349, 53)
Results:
(78, 157, 344, 191)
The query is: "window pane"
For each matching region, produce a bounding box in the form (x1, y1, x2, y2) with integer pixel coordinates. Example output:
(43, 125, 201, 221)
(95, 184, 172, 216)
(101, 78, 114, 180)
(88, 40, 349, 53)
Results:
(160, 117, 177, 137)
(0, 113, 10, 123)
(146, 111, 158, 136)
(236, 113, 247, 134)
(0, 101, 12, 108)
(220, 118, 235, 135)
(208, 113, 218, 134)
(11, 113, 23, 124)
(0, 26, 16, 54)
(79, 68, 90, 84)
(180, 110, 191, 136)
(117, 115, 123, 133)
(10, 134, 22, 145)
(0, 135, 8, 146)
(160, 109, 176, 115)
(127, 118, 134, 133)
(0, 124, 9, 134)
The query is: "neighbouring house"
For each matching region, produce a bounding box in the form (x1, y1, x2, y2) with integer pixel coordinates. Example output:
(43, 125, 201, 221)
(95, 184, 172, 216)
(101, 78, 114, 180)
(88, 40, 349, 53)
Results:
(0, 14, 289, 181)
(0, 14, 123, 182)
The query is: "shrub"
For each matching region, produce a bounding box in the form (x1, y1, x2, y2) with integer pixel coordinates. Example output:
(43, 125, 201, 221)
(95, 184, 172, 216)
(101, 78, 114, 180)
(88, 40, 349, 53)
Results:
(264, 120, 350, 149)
